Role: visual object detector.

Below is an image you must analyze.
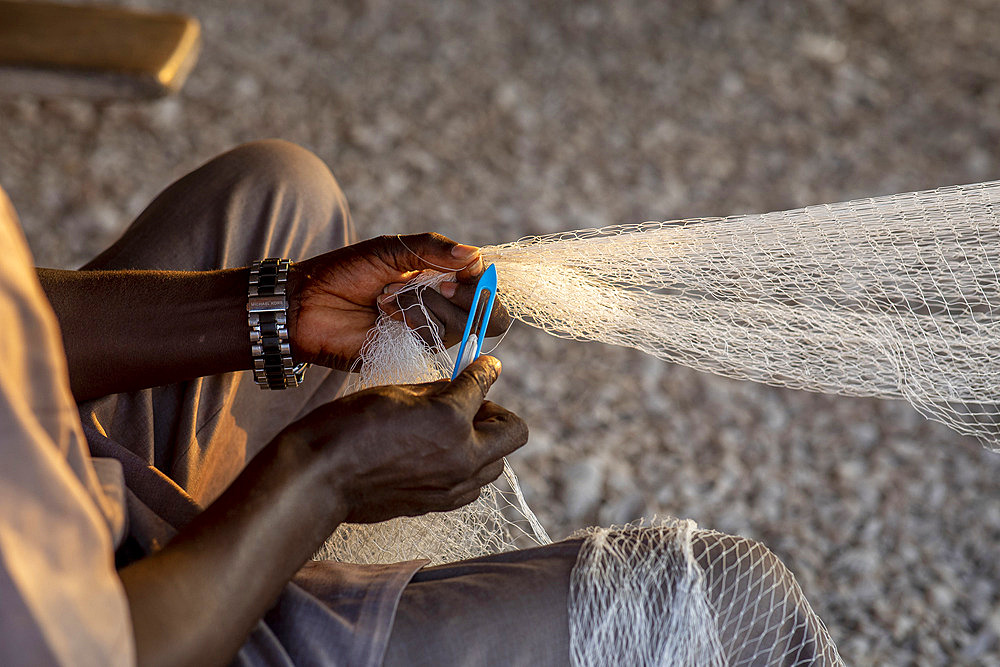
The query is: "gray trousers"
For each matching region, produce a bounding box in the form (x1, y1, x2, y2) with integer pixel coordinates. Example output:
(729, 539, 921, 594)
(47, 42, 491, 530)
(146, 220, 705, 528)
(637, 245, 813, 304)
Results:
(79, 140, 576, 666)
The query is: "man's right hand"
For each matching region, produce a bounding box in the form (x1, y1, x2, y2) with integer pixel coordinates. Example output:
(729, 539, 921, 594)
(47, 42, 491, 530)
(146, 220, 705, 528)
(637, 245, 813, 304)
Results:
(118, 355, 526, 667)
(280, 355, 527, 524)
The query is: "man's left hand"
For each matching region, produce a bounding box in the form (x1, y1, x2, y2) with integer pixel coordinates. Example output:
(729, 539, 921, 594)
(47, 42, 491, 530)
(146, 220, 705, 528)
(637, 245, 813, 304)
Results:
(290, 233, 511, 370)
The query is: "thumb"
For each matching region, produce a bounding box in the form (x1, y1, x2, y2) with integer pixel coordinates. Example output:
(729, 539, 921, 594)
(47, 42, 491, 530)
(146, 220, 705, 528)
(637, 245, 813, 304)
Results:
(440, 356, 501, 417)
(392, 233, 484, 276)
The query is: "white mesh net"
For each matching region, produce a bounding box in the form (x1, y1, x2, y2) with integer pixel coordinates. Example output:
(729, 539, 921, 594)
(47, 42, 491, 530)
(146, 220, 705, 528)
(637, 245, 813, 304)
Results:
(313, 271, 550, 565)
(483, 180, 1000, 450)
(570, 521, 843, 666)
(313, 180, 1000, 662)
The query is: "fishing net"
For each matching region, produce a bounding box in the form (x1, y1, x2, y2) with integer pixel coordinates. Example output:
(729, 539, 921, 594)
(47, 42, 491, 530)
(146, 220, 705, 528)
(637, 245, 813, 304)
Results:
(312, 270, 550, 565)
(313, 180, 1000, 663)
(483, 180, 1000, 450)
(570, 520, 843, 666)
(310, 306, 844, 664)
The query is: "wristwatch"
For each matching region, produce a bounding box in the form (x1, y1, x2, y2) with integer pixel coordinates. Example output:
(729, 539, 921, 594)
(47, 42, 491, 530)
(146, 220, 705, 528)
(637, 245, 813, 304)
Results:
(247, 258, 308, 389)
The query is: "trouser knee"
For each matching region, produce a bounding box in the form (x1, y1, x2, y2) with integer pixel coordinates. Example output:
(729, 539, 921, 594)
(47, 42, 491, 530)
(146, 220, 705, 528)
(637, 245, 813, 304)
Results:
(217, 140, 352, 239)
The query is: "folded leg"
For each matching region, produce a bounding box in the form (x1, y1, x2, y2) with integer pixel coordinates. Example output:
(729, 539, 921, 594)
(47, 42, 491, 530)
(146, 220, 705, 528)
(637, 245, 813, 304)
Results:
(378, 525, 841, 666)
(78, 140, 356, 549)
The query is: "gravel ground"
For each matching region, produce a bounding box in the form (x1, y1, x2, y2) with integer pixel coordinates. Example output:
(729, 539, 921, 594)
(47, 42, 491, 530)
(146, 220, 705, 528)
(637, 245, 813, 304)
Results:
(3, 1, 1000, 663)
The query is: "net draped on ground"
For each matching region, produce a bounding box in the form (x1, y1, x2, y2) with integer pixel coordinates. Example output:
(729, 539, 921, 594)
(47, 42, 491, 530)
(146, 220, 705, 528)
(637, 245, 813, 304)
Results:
(312, 180, 1000, 663)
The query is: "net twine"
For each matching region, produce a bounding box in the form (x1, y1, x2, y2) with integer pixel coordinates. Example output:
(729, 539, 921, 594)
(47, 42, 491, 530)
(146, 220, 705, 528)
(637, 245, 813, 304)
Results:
(315, 180, 998, 665)
(483, 180, 1000, 451)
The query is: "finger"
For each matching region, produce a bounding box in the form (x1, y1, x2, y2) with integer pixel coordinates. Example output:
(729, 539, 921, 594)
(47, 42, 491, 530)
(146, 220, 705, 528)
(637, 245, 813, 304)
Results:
(454, 256, 485, 282)
(440, 356, 502, 417)
(445, 459, 506, 502)
(471, 403, 529, 459)
(377, 291, 402, 317)
(392, 484, 483, 516)
(439, 282, 514, 337)
(386, 232, 484, 275)
(376, 281, 413, 314)
(474, 459, 507, 486)
(401, 288, 474, 347)
(389, 379, 450, 397)
(345, 382, 446, 412)
(445, 487, 485, 512)
(393, 289, 452, 348)
(473, 399, 511, 423)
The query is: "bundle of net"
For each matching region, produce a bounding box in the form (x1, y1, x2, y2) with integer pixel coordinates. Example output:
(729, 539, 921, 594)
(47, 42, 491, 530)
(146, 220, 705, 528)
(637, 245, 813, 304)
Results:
(483, 180, 1000, 450)
(312, 270, 550, 566)
(570, 519, 842, 665)
(308, 180, 1000, 664)
(310, 278, 845, 665)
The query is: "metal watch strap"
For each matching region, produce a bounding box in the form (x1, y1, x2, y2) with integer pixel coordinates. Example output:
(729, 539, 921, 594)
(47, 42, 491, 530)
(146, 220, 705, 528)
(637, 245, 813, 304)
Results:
(248, 258, 307, 389)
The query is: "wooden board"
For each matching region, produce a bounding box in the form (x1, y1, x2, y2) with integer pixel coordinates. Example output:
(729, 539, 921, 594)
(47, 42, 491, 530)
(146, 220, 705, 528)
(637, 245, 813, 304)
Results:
(0, 1, 200, 98)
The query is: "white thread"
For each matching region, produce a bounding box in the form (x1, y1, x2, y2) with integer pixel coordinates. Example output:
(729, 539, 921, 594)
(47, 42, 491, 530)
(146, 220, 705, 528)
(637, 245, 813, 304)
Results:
(314, 270, 551, 565)
(312, 180, 1000, 663)
(481, 180, 1000, 450)
(395, 234, 480, 273)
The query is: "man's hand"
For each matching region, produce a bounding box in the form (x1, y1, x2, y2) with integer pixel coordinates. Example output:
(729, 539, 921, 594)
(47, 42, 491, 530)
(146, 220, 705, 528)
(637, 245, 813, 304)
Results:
(290, 233, 512, 370)
(280, 356, 525, 523)
(119, 355, 527, 667)
(39, 232, 512, 400)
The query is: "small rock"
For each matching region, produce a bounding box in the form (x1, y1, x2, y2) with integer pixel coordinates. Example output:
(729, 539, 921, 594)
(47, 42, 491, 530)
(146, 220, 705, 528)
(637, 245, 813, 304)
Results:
(599, 491, 645, 526)
(562, 457, 606, 521)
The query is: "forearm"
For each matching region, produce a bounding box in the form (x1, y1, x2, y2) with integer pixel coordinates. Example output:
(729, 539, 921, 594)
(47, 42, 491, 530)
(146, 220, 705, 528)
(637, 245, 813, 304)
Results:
(118, 432, 345, 667)
(116, 354, 522, 666)
(37, 268, 251, 401)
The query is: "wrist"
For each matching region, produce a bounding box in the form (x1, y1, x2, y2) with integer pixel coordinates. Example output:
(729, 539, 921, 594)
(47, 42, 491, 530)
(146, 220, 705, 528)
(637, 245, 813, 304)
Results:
(285, 260, 307, 364)
(270, 425, 351, 527)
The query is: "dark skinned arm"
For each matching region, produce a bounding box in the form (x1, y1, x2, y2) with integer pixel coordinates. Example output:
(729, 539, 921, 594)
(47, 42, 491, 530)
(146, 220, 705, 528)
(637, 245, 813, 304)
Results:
(37, 268, 250, 401)
(118, 357, 525, 667)
(38, 233, 511, 402)
(37, 233, 518, 665)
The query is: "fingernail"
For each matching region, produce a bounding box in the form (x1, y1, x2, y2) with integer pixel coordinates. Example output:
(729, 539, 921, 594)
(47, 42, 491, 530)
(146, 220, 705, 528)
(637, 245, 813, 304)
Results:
(440, 282, 458, 298)
(383, 283, 405, 295)
(378, 292, 396, 304)
(469, 256, 484, 275)
(451, 244, 480, 261)
(488, 356, 502, 375)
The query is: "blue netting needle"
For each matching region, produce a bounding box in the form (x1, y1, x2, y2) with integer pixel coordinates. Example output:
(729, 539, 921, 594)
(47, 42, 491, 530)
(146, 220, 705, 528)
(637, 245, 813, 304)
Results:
(451, 263, 498, 379)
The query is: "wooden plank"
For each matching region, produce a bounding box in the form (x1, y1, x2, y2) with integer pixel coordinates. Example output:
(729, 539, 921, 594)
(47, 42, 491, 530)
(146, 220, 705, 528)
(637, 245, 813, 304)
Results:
(0, 0, 200, 98)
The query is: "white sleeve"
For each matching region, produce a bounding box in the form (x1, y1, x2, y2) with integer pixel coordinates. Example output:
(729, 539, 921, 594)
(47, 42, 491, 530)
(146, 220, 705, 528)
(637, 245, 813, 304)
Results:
(0, 188, 134, 666)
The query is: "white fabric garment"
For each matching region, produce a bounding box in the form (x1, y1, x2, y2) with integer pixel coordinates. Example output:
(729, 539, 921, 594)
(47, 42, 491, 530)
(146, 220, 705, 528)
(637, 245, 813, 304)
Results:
(0, 187, 133, 666)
